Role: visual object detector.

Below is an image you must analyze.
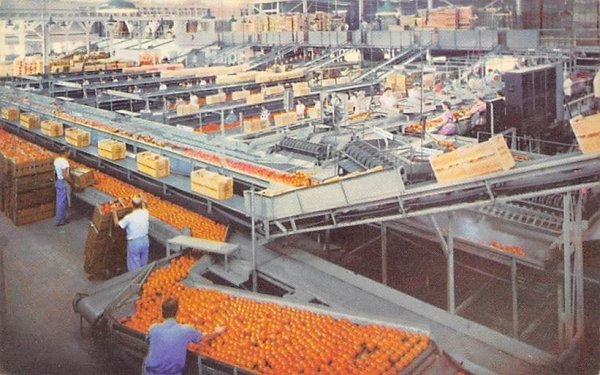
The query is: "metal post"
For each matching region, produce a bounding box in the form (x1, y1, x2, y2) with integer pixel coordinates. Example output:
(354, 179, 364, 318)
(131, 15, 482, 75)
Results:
(574, 193, 584, 337)
(0, 236, 7, 339)
(381, 223, 388, 285)
(323, 227, 330, 252)
(558, 284, 564, 352)
(447, 212, 455, 314)
(220, 110, 225, 136)
(251, 190, 257, 292)
(562, 193, 573, 345)
(511, 257, 519, 338)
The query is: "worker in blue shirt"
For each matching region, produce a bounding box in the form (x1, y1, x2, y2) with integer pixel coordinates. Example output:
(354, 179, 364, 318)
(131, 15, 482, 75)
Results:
(144, 298, 226, 375)
(112, 194, 150, 271)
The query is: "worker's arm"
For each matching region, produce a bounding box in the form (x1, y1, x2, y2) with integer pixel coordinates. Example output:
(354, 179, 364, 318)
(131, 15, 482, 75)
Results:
(112, 206, 121, 227)
(62, 166, 74, 185)
(202, 326, 227, 343)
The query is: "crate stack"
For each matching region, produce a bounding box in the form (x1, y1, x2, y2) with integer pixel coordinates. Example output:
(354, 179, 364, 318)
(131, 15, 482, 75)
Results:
(0, 148, 55, 226)
(425, 7, 459, 29)
(84, 201, 131, 276)
(1, 106, 20, 121)
(12, 57, 43, 76)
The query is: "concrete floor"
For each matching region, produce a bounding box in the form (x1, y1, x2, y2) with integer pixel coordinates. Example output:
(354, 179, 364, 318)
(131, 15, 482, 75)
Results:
(0, 200, 134, 374)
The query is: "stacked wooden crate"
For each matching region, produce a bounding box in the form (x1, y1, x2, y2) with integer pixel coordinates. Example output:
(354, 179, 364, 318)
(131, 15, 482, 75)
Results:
(41, 120, 64, 137)
(98, 139, 126, 160)
(458, 6, 476, 29)
(19, 113, 40, 129)
(191, 169, 233, 200)
(424, 7, 459, 29)
(84, 200, 131, 276)
(1, 107, 20, 121)
(570, 113, 600, 154)
(429, 135, 515, 183)
(136, 151, 170, 178)
(65, 128, 91, 147)
(385, 73, 407, 94)
(1, 150, 55, 226)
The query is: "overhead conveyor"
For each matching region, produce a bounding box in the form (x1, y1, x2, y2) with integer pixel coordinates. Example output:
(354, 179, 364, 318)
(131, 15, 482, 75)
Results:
(247, 43, 297, 70)
(354, 46, 427, 83)
(244, 152, 600, 241)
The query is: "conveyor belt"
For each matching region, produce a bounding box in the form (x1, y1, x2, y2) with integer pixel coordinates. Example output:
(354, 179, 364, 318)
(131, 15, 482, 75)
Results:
(246, 153, 600, 240)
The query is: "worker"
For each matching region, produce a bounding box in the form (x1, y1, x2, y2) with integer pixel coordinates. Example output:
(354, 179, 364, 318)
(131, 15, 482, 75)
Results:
(189, 92, 198, 105)
(113, 194, 150, 272)
(260, 106, 271, 126)
(407, 83, 422, 101)
(53, 147, 73, 226)
(144, 298, 226, 375)
(593, 68, 600, 111)
(435, 101, 457, 136)
(133, 85, 141, 94)
(159, 82, 167, 91)
(563, 72, 573, 103)
(468, 96, 487, 129)
(295, 100, 306, 119)
(379, 87, 398, 112)
(225, 109, 237, 124)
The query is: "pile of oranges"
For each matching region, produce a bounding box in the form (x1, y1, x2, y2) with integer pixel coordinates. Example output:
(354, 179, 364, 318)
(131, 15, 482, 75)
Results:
(123, 255, 431, 374)
(487, 240, 526, 257)
(0, 129, 53, 164)
(92, 172, 227, 241)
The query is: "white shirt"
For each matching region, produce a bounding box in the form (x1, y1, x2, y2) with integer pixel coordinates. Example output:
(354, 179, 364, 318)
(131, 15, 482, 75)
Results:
(379, 93, 397, 110)
(54, 157, 69, 180)
(295, 103, 305, 117)
(593, 70, 600, 98)
(563, 77, 573, 97)
(119, 208, 150, 240)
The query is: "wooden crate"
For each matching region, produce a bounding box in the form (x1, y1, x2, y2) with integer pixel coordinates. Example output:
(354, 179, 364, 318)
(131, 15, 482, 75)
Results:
(274, 112, 297, 127)
(191, 169, 233, 200)
(430, 135, 515, 183)
(246, 92, 265, 105)
(19, 113, 40, 129)
(232, 90, 249, 101)
(136, 151, 170, 178)
(570, 113, 600, 155)
(307, 107, 320, 119)
(70, 167, 95, 190)
(5, 157, 54, 178)
(65, 128, 91, 147)
(243, 119, 268, 133)
(206, 93, 226, 105)
(98, 139, 126, 160)
(263, 85, 284, 97)
(91, 202, 131, 231)
(1, 107, 20, 121)
(41, 120, 64, 137)
(6, 202, 54, 226)
(5, 171, 55, 192)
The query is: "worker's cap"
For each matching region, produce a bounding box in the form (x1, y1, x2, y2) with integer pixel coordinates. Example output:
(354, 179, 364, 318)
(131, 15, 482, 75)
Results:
(132, 195, 143, 205)
(58, 146, 69, 155)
